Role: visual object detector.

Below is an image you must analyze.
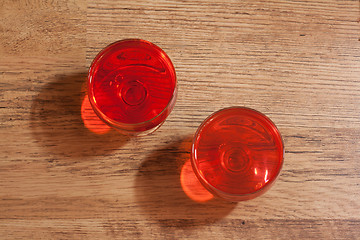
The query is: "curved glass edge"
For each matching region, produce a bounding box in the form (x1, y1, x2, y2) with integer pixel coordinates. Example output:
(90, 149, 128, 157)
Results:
(87, 39, 177, 134)
(190, 106, 285, 202)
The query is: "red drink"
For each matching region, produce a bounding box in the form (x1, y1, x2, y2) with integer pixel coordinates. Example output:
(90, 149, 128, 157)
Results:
(88, 39, 177, 134)
(191, 107, 284, 201)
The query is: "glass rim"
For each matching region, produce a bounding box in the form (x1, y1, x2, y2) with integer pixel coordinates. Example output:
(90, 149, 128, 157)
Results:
(190, 106, 285, 200)
(87, 39, 177, 131)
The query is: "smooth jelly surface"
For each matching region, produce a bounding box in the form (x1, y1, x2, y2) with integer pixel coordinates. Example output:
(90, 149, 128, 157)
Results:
(192, 107, 284, 197)
(88, 40, 176, 127)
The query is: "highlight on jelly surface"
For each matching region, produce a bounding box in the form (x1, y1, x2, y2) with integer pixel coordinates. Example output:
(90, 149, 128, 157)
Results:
(88, 39, 177, 135)
(191, 107, 284, 202)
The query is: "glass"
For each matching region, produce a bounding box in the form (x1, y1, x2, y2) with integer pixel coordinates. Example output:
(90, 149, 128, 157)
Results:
(191, 107, 284, 201)
(88, 39, 177, 135)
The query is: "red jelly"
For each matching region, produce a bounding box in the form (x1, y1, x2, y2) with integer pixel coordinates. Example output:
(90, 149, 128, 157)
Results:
(88, 39, 177, 134)
(191, 107, 284, 201)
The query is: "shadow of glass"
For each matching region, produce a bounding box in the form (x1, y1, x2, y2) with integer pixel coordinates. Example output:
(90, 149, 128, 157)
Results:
(135, 136, 237, 228)
(30, 72, 129, 162)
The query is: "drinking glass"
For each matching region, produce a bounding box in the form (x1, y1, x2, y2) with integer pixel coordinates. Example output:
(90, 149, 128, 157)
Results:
(88, 39, 177, 135)
(191, 107, 284, 201)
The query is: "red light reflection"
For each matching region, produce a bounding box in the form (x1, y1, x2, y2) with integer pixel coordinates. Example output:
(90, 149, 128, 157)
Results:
(81, 95, 111, 134)
(180, 159, 214, 202)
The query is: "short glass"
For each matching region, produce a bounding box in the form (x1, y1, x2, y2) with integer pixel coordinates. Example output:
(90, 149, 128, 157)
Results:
(88, 39, 177, 135)
(191, 107, 284, 201)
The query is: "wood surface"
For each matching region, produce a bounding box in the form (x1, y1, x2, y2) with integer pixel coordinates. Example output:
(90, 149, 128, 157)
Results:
(1, 0, 360, 239)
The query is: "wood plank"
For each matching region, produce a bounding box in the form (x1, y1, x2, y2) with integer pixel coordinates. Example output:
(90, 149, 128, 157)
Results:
(0, 219, 359, 239)
(0, 0, 359, 238)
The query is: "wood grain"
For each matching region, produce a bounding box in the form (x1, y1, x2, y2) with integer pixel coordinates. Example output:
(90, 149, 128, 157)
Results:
(1, 0, 360, 239)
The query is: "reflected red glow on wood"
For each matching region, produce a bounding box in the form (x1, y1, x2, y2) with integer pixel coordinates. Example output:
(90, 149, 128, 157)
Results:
(81, 95, 111, 134)
(180, 159, 214, 203)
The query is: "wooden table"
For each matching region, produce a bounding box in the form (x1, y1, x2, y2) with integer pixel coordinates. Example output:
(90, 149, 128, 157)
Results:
(1, 0, 359, 239)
